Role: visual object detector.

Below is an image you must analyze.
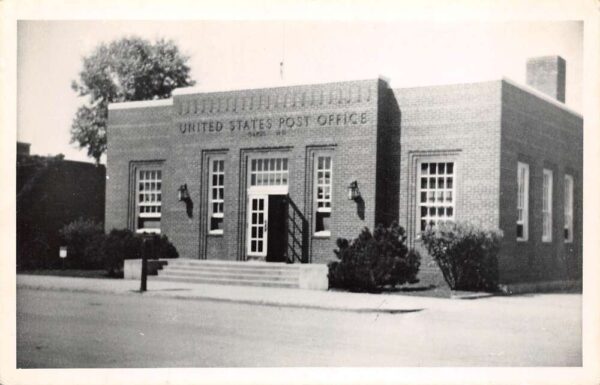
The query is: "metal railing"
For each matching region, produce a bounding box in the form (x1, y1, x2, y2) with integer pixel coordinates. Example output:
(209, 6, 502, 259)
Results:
(284, 196, 309, 263)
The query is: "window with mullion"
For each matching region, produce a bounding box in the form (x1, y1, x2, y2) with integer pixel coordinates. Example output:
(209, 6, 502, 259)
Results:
(249, 157, 289, 186)
(209, 158, 225, 234)
(136, 168, 162, 234)
(418, 161, 455, 232)
(315, 155, 332, 236)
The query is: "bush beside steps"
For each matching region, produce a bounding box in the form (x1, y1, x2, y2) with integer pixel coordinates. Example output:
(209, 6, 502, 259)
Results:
(328, 222, 421, 293)
(59, 218, 178, 278)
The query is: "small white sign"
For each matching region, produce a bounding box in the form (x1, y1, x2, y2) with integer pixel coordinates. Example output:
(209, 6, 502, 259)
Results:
(59, 246, 67, 259)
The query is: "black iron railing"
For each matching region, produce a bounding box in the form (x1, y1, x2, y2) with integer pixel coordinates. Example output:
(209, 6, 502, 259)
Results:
(284, 196, 309, 263)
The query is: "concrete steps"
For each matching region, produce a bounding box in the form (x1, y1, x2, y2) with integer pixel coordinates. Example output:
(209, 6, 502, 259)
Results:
(152, 259, 302, 289)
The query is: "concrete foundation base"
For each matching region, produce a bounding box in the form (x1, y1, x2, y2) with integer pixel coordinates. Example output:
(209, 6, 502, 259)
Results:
(123, 259, 168, 280)
(299, 264, 329, 290)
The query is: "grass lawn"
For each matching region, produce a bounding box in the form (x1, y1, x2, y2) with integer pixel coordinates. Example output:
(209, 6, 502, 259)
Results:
(17, 269, 116, 279)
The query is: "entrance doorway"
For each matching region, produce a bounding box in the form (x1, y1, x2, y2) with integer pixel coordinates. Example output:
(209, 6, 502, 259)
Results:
(246, 192, 288, 262)
(246, 157, 289, 262)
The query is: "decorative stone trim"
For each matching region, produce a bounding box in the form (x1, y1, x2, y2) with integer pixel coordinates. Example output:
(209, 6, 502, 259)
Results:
(175, 84, 375, 116)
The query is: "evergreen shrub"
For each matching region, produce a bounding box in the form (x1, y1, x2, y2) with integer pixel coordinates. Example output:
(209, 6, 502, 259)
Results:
(328, 223, 420, 292)
(58, 222, 179, 276)
(103, 230, 179, 277)
(59, 218, 104, 269)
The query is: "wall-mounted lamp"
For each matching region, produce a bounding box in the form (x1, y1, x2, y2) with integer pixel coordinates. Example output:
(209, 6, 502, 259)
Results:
(177, 184, 190, 202)
(347, 181, 361, 201)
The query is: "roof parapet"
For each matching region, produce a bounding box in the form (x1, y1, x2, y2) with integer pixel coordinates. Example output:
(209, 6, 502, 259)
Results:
(171, 76, 387, 96)
(502, 77, 581, 118)
(108, 98, 173, 110)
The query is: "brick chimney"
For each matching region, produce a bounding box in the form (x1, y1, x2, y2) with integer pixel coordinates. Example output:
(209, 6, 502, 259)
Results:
(526, 56, 566, 103)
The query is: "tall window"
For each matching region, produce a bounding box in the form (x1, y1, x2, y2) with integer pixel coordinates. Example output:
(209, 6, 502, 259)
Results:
(315, 156, 332, 236)
(564, 174, 574, 243)
(418, 161, 455, 231)
(542, 168, 553, 242)
(136, 169, 162, 234)
(517, 162, 529, 241)
(209, 159, 225, 234)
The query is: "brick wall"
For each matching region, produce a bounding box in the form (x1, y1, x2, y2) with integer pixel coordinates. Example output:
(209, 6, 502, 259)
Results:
(107, 80, 384, 264)
(105, 104, 173, 233)
(375, 81, 401, 226)
(498, 80, 583, 283)
(393, 81, 503, 284)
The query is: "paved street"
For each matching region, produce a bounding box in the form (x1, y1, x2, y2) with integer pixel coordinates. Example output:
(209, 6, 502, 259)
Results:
(17, 287, 580, 367)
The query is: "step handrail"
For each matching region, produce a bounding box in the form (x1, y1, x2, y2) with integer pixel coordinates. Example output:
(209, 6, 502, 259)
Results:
(284, 196, 309, 264)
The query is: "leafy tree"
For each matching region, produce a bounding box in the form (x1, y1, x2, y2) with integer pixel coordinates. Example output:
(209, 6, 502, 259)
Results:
(71, 37, 195, 164)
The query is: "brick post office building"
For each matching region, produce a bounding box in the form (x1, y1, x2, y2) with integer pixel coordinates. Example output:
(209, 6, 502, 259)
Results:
(106, 56, 582, 289)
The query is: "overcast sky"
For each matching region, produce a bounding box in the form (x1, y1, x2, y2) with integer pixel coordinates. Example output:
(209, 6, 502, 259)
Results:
(17, 20, 582, 163)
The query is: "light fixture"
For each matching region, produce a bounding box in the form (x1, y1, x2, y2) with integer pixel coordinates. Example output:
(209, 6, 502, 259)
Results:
(177, 184, 190, 202)
(347, 180, 361, 201)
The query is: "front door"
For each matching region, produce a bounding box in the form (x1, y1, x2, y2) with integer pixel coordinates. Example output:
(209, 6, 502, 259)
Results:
(247, 194, 268, 258)
(266, 195, 287, 262)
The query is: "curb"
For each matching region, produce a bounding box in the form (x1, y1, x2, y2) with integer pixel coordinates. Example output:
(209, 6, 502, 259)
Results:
(17, 282, 424, 314)
(449, 291, 495, 300)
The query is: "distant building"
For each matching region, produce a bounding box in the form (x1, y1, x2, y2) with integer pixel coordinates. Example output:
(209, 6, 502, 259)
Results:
(17, 146, 106, 269)
(106, 56, 582, 289)
(17, 141, 31, 156)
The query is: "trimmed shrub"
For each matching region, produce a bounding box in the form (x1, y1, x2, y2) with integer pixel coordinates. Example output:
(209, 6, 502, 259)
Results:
(103, 229, 143, 276)
(144, 234, 179, 260)
(420, 221, 503, 292)
(103, 230, 179, 276)
(57, 224, 180, 276)
(328, 223, 421, 292)
(59, 218, 104, 269)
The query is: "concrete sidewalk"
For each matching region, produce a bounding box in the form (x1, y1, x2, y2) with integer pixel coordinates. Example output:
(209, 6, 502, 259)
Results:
(17, 274, 468, 312)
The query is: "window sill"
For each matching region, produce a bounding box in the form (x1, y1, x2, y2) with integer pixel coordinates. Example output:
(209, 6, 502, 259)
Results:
(136, 229, 161, 234)
(139, 213, 162, 218)
(313, 231, 331, 239)
(208, 230, 224, 237)
(516, 238, 528, 242)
